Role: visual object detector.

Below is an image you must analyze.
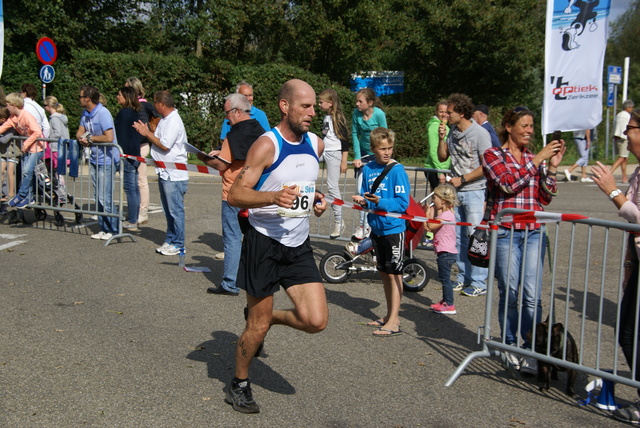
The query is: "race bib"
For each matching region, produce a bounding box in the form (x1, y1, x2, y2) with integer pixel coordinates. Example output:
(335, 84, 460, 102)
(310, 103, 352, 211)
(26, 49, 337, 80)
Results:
(277, 182, 315, 217)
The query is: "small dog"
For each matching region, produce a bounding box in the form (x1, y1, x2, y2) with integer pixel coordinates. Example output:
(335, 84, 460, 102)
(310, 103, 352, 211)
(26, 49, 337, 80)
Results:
(531, 319, 579, 396)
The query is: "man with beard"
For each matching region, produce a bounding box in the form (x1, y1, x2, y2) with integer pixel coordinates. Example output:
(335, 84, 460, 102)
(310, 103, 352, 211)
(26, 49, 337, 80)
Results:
(224, 79, 328, 413)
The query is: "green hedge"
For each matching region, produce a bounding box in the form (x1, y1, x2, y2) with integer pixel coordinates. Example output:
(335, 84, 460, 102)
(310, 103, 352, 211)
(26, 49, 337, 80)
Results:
(7, 50, 602, 166)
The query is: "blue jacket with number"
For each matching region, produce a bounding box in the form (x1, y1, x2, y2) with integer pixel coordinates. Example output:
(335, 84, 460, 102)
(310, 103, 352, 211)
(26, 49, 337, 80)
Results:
(360, 161, 410, 236)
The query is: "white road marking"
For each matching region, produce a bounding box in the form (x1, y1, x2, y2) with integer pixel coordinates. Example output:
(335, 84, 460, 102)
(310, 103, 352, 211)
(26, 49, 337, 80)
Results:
(0, 240, 27, 251)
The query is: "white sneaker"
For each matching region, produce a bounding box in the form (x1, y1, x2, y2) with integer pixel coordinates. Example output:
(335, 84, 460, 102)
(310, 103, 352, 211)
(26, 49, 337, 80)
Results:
(160, 245, 180, 256)
(580, 177, 594, 183)
(520, 356, 538, 375)
(330, 221, 345, 239)
(156, 242, 171, 253)
(564, 169, 572, 182)
(345, 242, 359, 257)
(214, 252, 225, 260)
(91, 231, 112, 240)
(503, 351, 522, 370)
(352, 225, 371, 240)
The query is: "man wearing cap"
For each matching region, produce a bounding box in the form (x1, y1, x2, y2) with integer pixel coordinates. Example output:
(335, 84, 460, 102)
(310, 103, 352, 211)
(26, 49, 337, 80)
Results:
(472, 104, 500, 148)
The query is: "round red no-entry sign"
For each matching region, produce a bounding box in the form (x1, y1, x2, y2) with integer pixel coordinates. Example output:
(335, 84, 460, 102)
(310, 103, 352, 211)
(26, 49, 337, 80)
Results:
(36, 37, 58, 65)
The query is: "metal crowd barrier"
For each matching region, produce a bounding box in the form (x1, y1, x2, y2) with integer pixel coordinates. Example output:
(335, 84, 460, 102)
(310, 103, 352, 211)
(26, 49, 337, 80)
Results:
(446, 208, 640, 394)
(310, 160, 450, 245)
(10, 136, 134, 246)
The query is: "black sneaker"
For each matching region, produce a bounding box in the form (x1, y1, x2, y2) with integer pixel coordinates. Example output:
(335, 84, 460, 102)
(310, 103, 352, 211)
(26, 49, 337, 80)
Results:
(244, 306, 264, 358)
(225, 379, 260, 414)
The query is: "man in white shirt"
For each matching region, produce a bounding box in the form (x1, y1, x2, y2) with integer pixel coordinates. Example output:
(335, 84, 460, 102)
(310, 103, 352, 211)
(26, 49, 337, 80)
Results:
(133, 91, 189, 256)
(610, 100, 635, 183)
(21, 83, 50, 138)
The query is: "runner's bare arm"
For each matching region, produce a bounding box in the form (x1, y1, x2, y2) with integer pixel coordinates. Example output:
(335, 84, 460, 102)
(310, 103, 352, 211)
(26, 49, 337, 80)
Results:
(227, 136, 300, 209)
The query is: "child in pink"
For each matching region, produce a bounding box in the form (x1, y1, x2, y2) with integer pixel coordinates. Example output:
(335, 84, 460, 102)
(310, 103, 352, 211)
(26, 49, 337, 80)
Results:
(425, 183, 459, 314)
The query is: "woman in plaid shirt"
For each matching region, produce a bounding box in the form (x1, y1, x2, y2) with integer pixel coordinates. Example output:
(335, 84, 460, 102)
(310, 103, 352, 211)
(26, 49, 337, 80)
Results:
(481, 106, 566, 374)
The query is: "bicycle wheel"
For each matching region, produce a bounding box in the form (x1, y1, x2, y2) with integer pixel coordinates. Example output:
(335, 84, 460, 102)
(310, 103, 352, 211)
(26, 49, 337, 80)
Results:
(402, 258, 429, 292)
(319, 251, 351, 283)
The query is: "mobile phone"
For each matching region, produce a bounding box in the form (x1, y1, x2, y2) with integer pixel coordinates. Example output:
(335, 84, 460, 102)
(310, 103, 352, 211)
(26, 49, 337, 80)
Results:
(552, 130, 562, 141)
(364, 192, 372, 198)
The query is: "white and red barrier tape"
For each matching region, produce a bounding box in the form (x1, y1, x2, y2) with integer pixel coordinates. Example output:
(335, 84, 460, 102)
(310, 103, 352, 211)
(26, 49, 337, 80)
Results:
(121, 154, 219, 176)
(122, 154, 589, 228)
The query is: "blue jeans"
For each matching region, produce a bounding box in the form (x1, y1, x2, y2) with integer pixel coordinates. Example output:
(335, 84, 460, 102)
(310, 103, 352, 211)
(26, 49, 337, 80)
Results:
(123, 158, 140, 223)
(17, 151, 43, 199)
(90, 162, 119, 234)
(220, 201, 241, 293)
(158, 178, 188, 247)
(495, 226, 546, 347)
(57, 139, 80, 177)
(437, 252, 457, 305)
(455, 189, 488, 288)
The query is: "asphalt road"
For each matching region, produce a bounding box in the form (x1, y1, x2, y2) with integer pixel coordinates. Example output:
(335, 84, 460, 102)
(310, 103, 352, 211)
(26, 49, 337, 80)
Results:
(0, 169, 636, 427)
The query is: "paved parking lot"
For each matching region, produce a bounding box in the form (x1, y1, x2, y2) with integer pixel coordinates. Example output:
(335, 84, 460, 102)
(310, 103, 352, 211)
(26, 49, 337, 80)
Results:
(0, 171, 635, 427)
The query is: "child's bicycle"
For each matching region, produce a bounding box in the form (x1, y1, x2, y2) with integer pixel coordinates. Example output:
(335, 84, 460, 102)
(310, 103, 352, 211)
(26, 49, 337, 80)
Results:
(319, 236, 430, 292)
(319, 193, 435, 292)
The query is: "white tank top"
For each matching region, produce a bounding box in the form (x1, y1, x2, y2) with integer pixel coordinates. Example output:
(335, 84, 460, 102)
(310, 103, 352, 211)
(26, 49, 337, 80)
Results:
(249, 127, 320, 247)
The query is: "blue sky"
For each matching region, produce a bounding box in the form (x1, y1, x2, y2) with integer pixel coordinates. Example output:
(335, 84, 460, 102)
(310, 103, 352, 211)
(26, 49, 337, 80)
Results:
(610, 0, 632, 22)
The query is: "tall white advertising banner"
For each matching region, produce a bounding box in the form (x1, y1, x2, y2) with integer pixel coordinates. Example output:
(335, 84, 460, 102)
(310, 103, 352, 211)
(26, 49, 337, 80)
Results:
(542, 0, 611, 135)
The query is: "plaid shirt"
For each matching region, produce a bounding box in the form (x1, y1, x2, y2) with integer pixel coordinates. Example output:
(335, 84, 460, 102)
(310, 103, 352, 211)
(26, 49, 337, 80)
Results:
(482, 147, 557, 229)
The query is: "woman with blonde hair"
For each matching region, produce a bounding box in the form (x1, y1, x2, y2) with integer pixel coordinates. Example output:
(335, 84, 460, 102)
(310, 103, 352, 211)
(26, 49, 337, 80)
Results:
(318, 89, 349, 238)
(125, 77, 157, 224)
(0, 93, 45, 207)
(44, 96, 70, 141)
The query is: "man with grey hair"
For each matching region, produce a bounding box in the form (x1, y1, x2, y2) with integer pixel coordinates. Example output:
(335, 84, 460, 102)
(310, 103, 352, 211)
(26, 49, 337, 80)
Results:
(219, 81, 270, 142)
(198, 93, 266, 295)
(610, 99, 635, 183)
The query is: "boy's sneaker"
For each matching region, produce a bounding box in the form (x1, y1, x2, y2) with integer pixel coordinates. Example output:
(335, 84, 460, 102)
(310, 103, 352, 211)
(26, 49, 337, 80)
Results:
(224, 379, 260, 414)
(432, 302, 457, 314)
(613, 401, 640, 424)
(15, 197, 33, 208)
(351, 225, 370, 241)
(156, 242, 171, 253)
(8, 195, 23, 207)
(330, 220, 345, 239)
(430, 299, 445, 309)
(452, 281, 465, 292)
(160, 245, 180, 256)
(345, 242, 359, 257)
(122, 221, 139, 231)
(461, 285, 487, 297)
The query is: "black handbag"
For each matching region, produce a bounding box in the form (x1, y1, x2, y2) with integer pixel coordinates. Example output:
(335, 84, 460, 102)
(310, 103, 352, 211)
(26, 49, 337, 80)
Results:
(467, 149, 505, 268)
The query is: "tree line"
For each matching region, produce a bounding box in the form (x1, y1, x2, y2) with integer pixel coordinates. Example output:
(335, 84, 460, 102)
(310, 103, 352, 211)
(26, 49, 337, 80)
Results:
(0, 0, 636, 158)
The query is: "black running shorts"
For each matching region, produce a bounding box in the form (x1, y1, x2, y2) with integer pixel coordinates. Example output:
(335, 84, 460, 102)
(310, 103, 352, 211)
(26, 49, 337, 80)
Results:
(237, 225, 323, 298)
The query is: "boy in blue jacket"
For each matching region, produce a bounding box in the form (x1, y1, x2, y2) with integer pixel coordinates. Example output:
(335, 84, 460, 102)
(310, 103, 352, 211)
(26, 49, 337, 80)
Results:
(352, 127, 410, 336)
